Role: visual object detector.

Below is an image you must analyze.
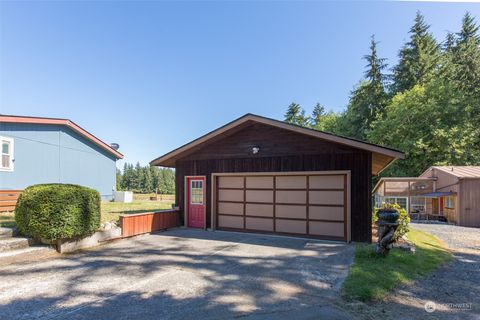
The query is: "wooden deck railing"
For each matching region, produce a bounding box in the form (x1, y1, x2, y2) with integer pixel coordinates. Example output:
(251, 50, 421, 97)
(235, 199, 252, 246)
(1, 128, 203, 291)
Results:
(0, 190, 22, 212)
(120, 209, 180, 238)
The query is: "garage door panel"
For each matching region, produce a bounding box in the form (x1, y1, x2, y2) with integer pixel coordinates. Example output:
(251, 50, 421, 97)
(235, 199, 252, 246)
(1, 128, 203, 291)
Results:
(246, 203, 273, 217)
(246, 217, 273, 231)
(275, 205, 307, 219)
(276, 219, 307, 234)
(246, 176, 273, 189)
(215, 173, 348, 242)
(309, 191, 344, 205)
(219, 189, 244, 202)
(218, 215, 244, 229)
(309, 221, 344, 237)
(309, 175, 344, 189)
(218, 202, 244, 215)
(309, 206, 344, 221)
(276, 191, 306, 204)
(246, 190, 273, 203)
(276, 176, 306, 189)
(218, 176, 244, 188)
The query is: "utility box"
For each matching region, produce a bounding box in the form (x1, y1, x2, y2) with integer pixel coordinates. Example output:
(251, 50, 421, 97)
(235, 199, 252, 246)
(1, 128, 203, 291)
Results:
(114, 191, 133, 203)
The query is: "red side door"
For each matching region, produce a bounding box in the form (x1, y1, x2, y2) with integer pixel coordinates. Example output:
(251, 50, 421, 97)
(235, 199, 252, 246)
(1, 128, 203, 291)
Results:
(187, 177, 205, 228)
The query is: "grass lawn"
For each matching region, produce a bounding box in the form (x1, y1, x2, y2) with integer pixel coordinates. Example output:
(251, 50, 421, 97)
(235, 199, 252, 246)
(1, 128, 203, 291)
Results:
(0, 211, 15, 228)
(342, 228, 452, 301)
(101, 194, 175, 223)
(0, 194, 175, 227)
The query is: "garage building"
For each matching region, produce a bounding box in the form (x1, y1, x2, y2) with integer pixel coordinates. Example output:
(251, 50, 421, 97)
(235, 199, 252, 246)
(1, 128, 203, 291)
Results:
(151, 114, 404, 242)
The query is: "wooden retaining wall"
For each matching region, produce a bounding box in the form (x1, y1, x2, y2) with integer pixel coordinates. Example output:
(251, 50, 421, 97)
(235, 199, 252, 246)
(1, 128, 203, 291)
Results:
(120, 209, 180, 237)
(0, 190, 22, 212)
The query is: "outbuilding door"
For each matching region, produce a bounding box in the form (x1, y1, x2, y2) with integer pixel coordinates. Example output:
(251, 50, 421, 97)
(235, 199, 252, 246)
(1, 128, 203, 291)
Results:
(213, 172, 349, 241)
(187, 176, 205, 228)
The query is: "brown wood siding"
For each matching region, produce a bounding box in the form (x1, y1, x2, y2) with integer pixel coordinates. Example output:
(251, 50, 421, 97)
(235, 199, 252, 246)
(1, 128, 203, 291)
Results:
(0, 190, 22, 212)
(178, 122, 358, 161)
(173, 122, 372, 242)
(459, 179, 480, 227)
(120, 210, 180, 237)
(176, 152, 372, 242)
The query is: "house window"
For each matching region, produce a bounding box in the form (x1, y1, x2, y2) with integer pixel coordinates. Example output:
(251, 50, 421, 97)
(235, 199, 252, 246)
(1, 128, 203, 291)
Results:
(382, 197, 408, 210)
(0, 137, 14, 172)
(411, 196, 426, 213)
(190, 180, 204, 204)
(445, 196, 455, 209)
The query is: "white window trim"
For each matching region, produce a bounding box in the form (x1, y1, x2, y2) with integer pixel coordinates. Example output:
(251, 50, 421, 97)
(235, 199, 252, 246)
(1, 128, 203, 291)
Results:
(0, 136, 14, 172)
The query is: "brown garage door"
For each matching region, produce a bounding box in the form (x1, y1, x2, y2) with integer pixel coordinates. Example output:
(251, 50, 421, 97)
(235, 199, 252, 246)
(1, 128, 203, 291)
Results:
(214, 172, 349, 241)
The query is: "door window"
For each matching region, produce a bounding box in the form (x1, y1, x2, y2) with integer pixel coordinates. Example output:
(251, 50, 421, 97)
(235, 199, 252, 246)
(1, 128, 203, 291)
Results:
(190, 180, 204, 204)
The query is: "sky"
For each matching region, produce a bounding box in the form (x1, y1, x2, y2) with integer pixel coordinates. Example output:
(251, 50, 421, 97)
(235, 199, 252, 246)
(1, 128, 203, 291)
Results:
(1, 1, 479, 167)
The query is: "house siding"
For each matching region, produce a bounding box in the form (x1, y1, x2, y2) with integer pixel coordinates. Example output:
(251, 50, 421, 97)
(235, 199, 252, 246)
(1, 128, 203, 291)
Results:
(0, 122, 117, 200)
(174, 122, 373, 243)
(459, 179, 480, 227)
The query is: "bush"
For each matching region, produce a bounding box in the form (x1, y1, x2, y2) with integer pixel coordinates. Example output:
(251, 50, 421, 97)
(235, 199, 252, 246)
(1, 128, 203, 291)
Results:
(373, 203, 410, 241)
(15, 184, 100, 241)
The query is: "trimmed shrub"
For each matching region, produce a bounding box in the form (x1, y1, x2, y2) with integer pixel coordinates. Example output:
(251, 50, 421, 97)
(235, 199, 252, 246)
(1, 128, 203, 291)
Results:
(373, 203, 410, 241)
(15, 184, 101, 241)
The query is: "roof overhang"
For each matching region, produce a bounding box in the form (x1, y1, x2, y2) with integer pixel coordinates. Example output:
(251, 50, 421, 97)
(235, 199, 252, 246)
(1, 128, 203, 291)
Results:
(151, 114, 404, 175)
(422, 191, 456, 198)
(372, 177, 437, 194)
(0, 115, 124, 159)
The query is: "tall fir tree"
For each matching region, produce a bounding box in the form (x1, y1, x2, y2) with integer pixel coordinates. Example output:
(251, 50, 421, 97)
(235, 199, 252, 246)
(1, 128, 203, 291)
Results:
(391, 12, 439, 94)
(284, 102, 309, 127)
(457, 12, 480, 45)
(343, 35, 389, 140)
(451, 13, 480, 147)
(311, 103, 325, 127)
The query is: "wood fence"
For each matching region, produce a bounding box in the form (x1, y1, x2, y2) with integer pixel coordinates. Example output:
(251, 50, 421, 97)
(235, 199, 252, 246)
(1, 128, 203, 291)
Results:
(0, 190, 22, 212)
(120, 209, 179, 237)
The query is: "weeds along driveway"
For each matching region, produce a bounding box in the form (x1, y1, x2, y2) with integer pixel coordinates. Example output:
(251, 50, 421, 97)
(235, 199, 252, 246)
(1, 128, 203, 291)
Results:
(0, 229, 355, 320)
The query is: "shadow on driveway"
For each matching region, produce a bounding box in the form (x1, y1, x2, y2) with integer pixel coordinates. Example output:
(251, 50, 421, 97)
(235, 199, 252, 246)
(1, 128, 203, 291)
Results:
(0, 228, 355, 320)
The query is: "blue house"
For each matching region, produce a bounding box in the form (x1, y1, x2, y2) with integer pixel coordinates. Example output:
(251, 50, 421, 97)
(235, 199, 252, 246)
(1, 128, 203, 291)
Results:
(0, 115, 124, 200)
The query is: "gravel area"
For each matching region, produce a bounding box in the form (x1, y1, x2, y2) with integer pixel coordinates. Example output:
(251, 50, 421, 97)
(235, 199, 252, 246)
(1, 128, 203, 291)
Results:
(350, 223, 480, 320)
(409, 223, 480, 252)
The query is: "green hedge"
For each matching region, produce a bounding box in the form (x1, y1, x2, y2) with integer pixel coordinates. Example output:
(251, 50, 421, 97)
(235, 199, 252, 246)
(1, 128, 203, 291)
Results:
(15, 184, 101, 241)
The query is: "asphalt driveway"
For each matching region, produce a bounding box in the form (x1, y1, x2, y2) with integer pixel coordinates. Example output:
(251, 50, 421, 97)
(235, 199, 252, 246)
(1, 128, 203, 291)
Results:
(0, 229, 355, 320)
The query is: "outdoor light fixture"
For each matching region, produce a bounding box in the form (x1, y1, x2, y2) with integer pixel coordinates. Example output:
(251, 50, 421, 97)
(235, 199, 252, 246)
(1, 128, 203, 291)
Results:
(252, 146, 260, 154)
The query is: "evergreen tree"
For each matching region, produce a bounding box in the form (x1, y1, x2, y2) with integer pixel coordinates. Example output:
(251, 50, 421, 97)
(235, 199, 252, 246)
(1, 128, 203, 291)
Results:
(116, 168, 122, 191)
(150, 166, 159, 193)
(391, 12, 439, 94)
(342, 36, 389, 139)
(444, 32, 456, 52)
(450, 13, 480, 149)
(142, 167, 153, 193)
(284, 102, 309, 126)
(311, 103, 325, 127)
(457, 12, 480, 45)
(116, 163, 176, 194)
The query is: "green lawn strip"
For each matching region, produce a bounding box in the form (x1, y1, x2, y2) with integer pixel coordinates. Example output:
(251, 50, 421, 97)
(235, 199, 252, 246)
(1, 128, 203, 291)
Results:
(342, 228, 452, 301)
(0, 211, 16, 228)
(1, 194, 175, 227)
(100, 198, 174, 223)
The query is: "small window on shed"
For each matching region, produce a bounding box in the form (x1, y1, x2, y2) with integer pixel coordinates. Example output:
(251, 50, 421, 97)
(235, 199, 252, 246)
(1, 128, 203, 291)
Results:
(0, 137, 14, 172)
(445, 196, 455, 209)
